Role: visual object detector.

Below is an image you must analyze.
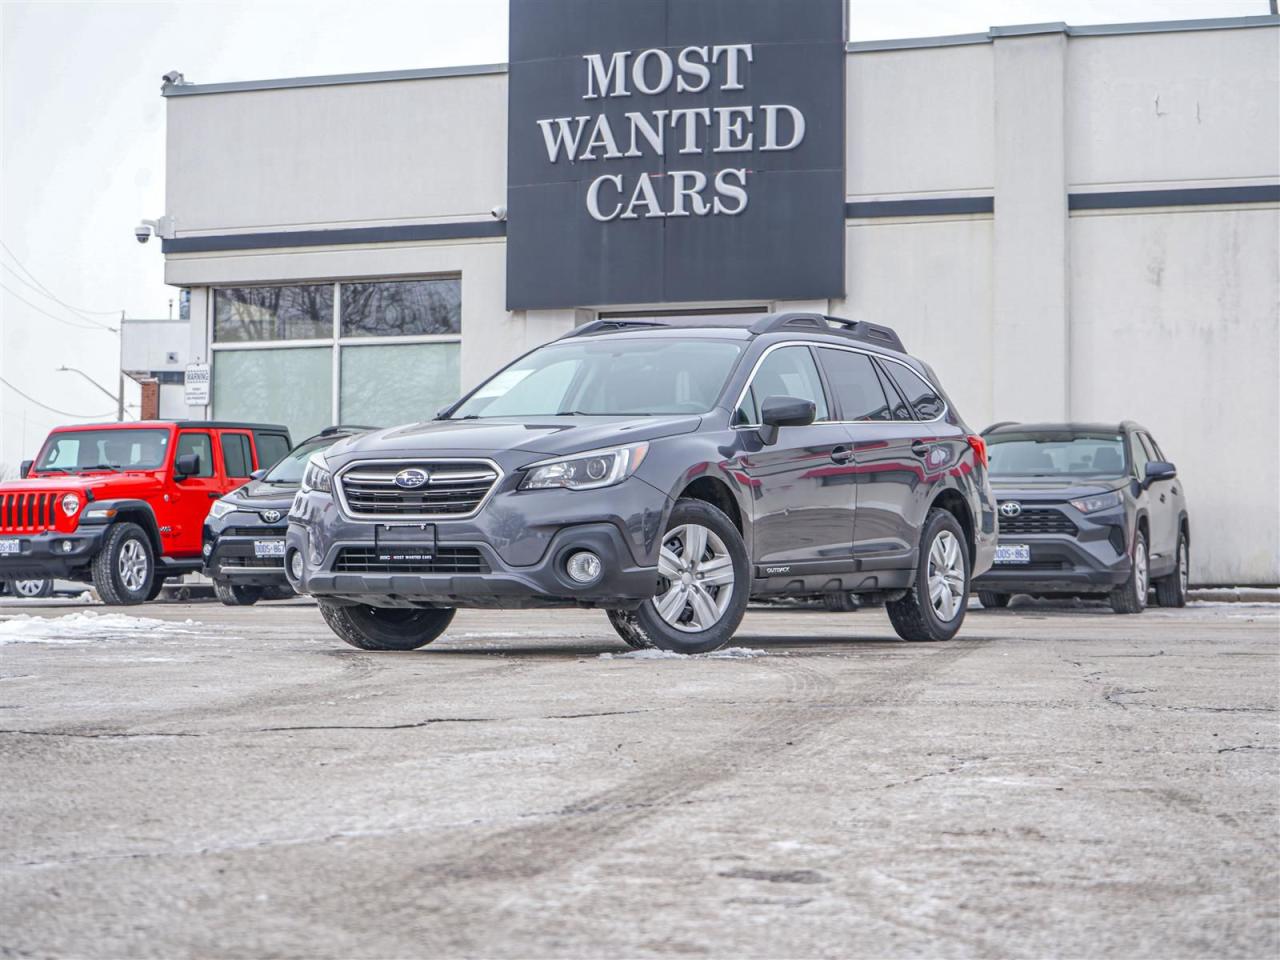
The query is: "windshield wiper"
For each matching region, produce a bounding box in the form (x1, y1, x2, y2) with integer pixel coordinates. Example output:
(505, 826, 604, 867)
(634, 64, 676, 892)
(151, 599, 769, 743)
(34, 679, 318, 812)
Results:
(79, 464, 122, 473)
(34, 467, 70, 475)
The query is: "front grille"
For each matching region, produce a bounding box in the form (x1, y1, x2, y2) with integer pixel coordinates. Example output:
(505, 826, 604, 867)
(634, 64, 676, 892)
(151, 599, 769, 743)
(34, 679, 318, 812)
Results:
(332, 547, 490, 574)
(220, 556, 284, 569)
(337, 461, 499, 518)
(0, 492, 59, 533)
(224, 527, 285, 538)
(999, 506, 1079, 537)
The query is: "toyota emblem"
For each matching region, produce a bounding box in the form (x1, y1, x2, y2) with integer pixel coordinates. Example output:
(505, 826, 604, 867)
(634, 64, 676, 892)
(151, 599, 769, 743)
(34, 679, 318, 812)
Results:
(1000, 501, 1022, 518)
(394, 468, 429, 489)
(260, 509, 282, 523)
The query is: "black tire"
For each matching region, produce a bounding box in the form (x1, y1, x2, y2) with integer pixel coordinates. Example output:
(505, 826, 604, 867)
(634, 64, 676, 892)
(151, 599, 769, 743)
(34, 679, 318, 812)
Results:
(605, 499, 749, 655)
(319, 600, 455, 651)
(262, 584, 297, 601)
(214, 580, 262, 606)
(9, 579, 54, 599)
(91, 522, 155, 606)
(1109, 530, 1149, 614)
(823, 591, 859, 612)
(887, 509, 970, 642)
(977, 590, 1010, 609)
(145, 577, 167, 602)
(1154, 532, 1189, 608)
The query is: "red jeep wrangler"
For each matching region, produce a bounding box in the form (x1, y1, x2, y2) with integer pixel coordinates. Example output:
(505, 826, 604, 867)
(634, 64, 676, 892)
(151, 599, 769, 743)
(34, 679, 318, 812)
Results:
(0, 421, 291, 604)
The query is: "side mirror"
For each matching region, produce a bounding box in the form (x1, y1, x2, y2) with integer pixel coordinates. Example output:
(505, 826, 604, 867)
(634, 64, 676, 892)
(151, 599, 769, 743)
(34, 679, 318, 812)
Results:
(174, 453, 201, 478)
(758, 395, 816, 446)
(250, 468, 267, 480)
(1145, 460, 1176, 484)
(19, 460, 32, 479)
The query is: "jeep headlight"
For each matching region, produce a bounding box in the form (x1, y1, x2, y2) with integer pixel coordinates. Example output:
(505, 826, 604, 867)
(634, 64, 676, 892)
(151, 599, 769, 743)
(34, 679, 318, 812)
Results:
(60, 493, 81, 517)
(301, 452, 332, 494)
(520, 442, 649, 491)
(1069, 490, 1123, 513)
(207, 499, 237, 520)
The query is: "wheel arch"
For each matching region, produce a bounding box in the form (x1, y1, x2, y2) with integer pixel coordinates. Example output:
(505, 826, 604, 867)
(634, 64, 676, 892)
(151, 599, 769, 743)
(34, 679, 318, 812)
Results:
(88, 500, 164, 556)
(929, 488, 975, 566)
(676, 475, 744, 536)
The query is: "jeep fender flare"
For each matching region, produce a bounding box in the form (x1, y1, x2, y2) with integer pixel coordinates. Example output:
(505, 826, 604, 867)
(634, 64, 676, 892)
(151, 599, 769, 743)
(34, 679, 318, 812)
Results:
(80, 500, 164, 556)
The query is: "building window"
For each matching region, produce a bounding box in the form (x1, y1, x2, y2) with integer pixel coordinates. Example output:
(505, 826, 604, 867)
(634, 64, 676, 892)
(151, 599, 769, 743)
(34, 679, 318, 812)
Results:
(209, 278, 461, 440)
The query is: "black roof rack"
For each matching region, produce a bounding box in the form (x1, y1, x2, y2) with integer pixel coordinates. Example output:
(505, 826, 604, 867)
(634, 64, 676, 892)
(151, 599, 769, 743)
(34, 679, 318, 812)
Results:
(981, 421, 1020, 436)
(749, 313, 906, 353)
(559, 318, 671, 339)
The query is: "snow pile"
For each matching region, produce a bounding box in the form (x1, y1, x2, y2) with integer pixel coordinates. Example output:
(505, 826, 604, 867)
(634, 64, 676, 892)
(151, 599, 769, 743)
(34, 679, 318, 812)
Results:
(0, 612, 203, 644)
(600, 646, 769, 661)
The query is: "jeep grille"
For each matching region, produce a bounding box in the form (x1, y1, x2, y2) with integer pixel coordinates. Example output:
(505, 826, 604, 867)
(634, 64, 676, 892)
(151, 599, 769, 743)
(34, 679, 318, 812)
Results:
(335, 461, 500, 520)
(0, 492, 60, 533)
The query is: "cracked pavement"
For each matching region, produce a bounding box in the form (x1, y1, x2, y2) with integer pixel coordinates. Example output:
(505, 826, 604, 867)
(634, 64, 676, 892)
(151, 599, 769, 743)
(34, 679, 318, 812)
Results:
(0, 599, 1276, 958)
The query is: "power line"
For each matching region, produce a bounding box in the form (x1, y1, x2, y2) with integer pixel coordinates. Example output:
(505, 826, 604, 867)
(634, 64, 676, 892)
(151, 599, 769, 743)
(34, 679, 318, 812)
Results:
(0, 376, 116, 419)
(0, 239, 123, 317)
(0, 281, 118, 332)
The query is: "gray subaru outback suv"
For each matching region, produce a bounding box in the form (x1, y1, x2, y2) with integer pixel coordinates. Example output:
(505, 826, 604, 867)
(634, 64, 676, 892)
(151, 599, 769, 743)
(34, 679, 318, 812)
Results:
(286, 313, 997, 653)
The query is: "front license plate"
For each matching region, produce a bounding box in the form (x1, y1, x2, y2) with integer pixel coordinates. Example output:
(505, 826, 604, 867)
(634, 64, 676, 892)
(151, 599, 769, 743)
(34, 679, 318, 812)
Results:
(0, 538, 19, 555)
(994, 544, 1030, 564)
(375, 523, 435, 562)
(254, 539, 285, 558)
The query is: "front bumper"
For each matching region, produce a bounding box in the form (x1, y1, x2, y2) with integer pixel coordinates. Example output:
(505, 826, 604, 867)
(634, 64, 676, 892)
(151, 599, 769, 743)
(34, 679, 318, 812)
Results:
(203, 524, 290, 588)
(973, 523, 1131, 594)
(0, 526, 107, 580)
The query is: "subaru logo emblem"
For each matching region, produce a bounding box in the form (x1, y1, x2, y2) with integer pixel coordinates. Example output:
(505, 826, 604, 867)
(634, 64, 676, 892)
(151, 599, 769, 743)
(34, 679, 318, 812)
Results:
(260, 509, 281, 523)
(1000, 501, 1022, 518)
(394, 468, 429, 489)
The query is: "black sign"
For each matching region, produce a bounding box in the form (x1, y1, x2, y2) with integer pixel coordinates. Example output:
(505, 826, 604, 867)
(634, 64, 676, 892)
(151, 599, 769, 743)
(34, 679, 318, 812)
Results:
(506, 0, 846, 310)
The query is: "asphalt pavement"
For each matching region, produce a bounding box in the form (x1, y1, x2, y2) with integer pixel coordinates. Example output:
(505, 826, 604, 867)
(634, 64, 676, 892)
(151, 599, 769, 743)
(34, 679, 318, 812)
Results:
(1, 597, 1276, 958)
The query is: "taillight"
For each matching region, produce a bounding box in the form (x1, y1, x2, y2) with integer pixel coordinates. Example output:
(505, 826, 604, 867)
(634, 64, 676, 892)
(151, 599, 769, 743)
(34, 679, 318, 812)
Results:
(966, 434, 988, 467)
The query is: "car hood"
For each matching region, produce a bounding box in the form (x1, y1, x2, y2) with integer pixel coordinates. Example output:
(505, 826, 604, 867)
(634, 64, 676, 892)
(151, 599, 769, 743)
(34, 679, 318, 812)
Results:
(323, 415, 703, 466)
(220, 477, 298, 509)
(0, 471, 164, 498)
(989, 475, 1129, 500)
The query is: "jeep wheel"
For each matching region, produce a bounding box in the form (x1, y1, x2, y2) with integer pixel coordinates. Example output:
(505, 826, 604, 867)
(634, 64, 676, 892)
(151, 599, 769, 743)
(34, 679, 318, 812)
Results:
(606, 499, 749, 655)
(319, 600, 455, 651)
(91, 522, 155, 606)
(888, 509, 970, 642)
(1154, 533, 1189, 608)
(977, 590, 1010, 609)
(214, 581, 262, 606)
(1109, 531, 1149, 614)
(10, 579, 54, 599)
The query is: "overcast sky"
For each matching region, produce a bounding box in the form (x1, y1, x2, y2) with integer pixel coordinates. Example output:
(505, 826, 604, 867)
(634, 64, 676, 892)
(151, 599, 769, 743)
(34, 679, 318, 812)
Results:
(0, 0, 1270, 466)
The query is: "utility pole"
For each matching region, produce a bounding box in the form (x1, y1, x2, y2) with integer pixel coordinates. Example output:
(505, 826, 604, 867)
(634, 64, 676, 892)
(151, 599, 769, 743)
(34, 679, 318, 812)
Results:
(118, 310, 125, 421)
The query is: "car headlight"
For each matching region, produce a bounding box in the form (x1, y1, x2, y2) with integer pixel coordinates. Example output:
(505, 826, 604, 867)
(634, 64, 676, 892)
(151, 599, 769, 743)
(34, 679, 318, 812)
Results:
(60, 493, 81, 517)
(520, 442, 649, 491)
(1070, 490, 1123, 513)
(301, 452, 332, 494)
(207, 499, 237, 520)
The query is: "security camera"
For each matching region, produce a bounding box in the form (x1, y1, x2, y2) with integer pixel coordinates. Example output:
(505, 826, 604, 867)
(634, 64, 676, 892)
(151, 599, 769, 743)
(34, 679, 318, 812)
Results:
(162, 70, 186, 87)
(490, 204, 508, 221)
(134, 223, 152, 244)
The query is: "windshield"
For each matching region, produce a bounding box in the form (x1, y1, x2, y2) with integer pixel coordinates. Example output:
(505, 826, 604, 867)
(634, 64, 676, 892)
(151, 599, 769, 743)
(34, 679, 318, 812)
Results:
(988, 433, 1128, 477)
(450, 338, 744, 418)
(34, 429, 170, 473)
(264, 436, 339, 483)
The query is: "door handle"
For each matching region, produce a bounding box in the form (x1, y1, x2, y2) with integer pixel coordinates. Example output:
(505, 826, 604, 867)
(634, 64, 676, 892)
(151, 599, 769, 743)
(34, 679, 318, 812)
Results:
(830, 446, 854, 464)
(910, 441, 930, 458)
(208, 492, 221, 499)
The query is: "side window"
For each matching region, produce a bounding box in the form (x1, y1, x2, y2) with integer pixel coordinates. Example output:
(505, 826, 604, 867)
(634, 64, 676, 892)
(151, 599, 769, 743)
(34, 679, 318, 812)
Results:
(883, 363, 945, 420)
(254, 433, 291, 470)
(874, 363, 914, 421)
(175, 432, 214, 478)
(817, 348, 892, 421)
(736, 346, 829, 425)
(220, 434, 252, 479)
(1128, 432, 1150, 478)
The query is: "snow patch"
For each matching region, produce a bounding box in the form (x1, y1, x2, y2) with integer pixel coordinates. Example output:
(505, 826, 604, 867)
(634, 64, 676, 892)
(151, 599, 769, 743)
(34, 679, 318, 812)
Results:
(0, 612, 204, 644)
(600, 646, 769, 661)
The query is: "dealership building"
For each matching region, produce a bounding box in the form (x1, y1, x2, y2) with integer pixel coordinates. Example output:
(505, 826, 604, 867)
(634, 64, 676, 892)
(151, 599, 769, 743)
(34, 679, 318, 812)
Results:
(153, 6, 1278, 585)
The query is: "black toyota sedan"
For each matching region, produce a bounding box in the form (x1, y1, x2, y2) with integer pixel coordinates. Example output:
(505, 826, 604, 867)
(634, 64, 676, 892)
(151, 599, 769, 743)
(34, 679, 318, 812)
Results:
(973, 422, 1189, 614)
(203, 426, 372, 605)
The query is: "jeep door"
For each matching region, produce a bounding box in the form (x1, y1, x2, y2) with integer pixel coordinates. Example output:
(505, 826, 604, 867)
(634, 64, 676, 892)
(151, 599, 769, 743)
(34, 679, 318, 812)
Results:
(732, 344, 857, 571)
(169, 430, 224, 557)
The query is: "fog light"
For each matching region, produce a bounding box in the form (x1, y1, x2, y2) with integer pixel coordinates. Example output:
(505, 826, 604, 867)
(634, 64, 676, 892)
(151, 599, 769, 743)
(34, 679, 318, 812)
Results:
(289, 551, 305, 580)
(565, 550, 603, 584)
(201, 542, 213, 557)
(61, 540, 73, 553)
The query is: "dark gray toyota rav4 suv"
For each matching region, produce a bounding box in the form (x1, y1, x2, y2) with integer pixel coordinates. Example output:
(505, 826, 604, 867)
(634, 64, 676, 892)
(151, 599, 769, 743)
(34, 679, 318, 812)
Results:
(286, 313, 997, 653)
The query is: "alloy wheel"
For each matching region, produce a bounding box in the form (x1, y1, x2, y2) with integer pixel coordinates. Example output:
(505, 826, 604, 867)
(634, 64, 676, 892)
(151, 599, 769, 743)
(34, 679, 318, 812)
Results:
(1178, 542, 1189, 595)
(927, 529, 966, 622)
(13, 580, 47, 598)
(118, 539, 149, 593)
(653, 523, 735, 633)
(1135, 540, 1149, 598)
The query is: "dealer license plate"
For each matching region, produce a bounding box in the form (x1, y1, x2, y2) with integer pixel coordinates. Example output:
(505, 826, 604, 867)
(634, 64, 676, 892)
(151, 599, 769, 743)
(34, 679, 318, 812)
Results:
(994, 544, 1030, 565)
(0, 538, 20, 555)
(254, 539, 285, 558)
